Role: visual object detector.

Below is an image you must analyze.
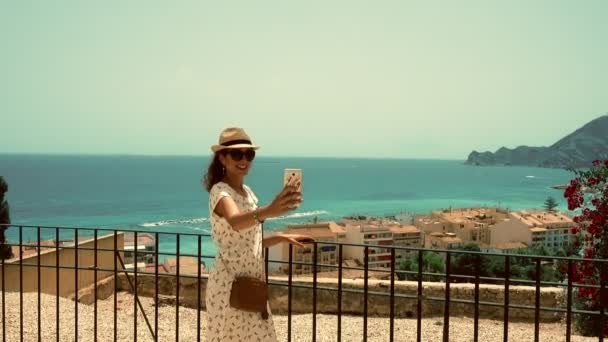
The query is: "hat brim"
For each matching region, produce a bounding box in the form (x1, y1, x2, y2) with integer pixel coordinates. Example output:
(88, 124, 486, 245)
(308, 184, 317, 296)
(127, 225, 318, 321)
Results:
(211, 144, 260, 153)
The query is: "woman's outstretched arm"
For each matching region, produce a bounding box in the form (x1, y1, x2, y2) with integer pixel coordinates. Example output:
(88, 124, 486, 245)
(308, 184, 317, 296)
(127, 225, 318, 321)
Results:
(213, 185, 301, 231)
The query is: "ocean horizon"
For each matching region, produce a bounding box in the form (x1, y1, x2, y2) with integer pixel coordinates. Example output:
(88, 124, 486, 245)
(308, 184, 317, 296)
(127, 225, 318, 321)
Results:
(1, 153, 574, 258)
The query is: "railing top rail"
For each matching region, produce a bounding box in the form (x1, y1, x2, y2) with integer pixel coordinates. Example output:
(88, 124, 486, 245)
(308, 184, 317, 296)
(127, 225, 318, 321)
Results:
(0, 223, 212, 238)
(2, 223, 605, 264)
(300, 239, 607, 263)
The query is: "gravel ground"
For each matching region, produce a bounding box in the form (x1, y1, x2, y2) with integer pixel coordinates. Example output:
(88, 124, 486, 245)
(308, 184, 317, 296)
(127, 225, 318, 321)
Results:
(0, 291, 598, 341)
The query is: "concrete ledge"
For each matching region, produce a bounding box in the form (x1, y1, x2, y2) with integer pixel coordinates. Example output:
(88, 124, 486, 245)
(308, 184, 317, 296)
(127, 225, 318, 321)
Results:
(70, 276, 115, 304)
(115, 274, 565, 322)
(269, 277, 564, 322)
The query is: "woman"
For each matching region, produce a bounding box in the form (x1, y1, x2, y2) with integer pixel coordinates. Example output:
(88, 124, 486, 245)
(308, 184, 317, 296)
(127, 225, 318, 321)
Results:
(204, 127, 311, 342)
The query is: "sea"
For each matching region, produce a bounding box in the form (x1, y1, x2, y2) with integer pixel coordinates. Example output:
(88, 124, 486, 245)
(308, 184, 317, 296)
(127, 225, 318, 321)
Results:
(0, 154, 574, 260)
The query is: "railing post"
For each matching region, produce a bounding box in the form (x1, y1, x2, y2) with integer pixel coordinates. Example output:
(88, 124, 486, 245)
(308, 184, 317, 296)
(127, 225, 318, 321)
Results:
(389, 248, 395, 342)
(176, 234, 180, 342)
(600, 262, 606, 342)
(94, 229, 98, 342)
(134, 231, 138, 342)
(474, 254, 480, 342)
(19, 226, 23, 342)
(534, 258, 541, 342)
(1, 226, 5, 342)
(417, 249, 423, 342)
(363, 246, 369, 342)
(55, 227, 60, 342)
(37, 227, 42, 342)
(504, 255, 510, 342)
(443, 251, 451, 342)
(155, 232, 159, 342)
(265, 247, 269, 284)
(566, 259, 572, 342)
(288, 244, 293, 342)
(337, 244, 343, 342)
(74, 229, 79, 342)
(197, 235, 202, 342)
(113, 231, 118, 342)
(312, 242, 318, 342)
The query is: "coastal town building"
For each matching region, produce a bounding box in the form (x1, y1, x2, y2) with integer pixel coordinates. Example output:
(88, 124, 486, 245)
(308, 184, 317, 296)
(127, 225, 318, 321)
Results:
(414, 215, 448, 234)
(496, 210, 574, 249)
(389, 225, 423, 259)
(269, 219, 424, 273)
(124, 232, 155, 269)
(416, 207, 574, 252)
(268, 208, 574, 275)
(426, 232, 463, 250)
(268, 222, 347, 275)
(428, 207, 511, 245)
(481, 241, 528, 254)
(341, 218, 423, 268)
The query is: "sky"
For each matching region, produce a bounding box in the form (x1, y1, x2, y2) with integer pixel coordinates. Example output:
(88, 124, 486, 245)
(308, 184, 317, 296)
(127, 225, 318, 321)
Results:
(1, 1, 607, 159)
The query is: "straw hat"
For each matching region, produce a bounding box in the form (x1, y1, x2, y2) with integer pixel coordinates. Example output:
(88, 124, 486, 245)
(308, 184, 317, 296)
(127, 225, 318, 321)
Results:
(211, 127, 260, 153)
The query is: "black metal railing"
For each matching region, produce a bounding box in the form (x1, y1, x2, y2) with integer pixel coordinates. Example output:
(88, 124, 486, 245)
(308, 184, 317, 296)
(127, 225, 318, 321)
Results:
(0, 224, 606, 341)
(0, 225, 214, 341)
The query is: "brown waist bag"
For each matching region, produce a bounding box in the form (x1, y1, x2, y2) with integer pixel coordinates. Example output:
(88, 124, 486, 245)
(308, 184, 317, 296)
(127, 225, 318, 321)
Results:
(230, 276, 269, 320)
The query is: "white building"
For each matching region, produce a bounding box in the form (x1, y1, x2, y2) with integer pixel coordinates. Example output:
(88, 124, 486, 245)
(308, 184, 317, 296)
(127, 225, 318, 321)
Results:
(342, 218, 423, 269)
(497, 210, 574, 249)
(268, 222, 346, 275)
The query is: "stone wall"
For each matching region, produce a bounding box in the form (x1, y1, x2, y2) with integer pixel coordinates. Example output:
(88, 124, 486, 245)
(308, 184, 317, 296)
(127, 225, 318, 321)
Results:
(0, 233, 123, 297)
(116, 274, 565, 322)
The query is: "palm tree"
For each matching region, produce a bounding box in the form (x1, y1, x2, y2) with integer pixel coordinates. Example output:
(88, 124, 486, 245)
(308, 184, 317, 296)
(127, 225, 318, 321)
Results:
(543, 196, 558, 212)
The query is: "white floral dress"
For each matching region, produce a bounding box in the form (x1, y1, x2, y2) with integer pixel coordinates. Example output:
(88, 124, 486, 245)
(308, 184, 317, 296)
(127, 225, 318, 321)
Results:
(206, 182, 277, 342)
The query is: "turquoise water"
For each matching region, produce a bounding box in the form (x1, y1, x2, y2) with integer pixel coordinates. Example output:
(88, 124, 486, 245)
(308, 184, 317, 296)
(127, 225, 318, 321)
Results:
(1, 154, 573, 258)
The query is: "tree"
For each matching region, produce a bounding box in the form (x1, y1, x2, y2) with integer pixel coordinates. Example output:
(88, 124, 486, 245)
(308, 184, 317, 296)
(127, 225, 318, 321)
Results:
(509, 264, 524, 280)
(544, 196, 559, 212)
(523, 264, 540, 281)
(564, 159, 608, 337)
(528, 244, 551, 257)
(397, 251, 445, 281)
(486, 255, 519, 281)
(398, 258, 416, 281)
(423, 251, 445, 281)
(0, 177, 13, 260)
(450, 243, 491, 282)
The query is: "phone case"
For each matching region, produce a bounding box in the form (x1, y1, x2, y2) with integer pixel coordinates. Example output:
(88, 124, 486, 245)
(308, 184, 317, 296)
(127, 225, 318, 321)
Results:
(284, 169, 302, 191)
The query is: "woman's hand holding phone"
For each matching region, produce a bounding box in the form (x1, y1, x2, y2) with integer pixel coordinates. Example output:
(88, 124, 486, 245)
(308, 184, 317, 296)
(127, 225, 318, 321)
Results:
(284, 169, 302, 209)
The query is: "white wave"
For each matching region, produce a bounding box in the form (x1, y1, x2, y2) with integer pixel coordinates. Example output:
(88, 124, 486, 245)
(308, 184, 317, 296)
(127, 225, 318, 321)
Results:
(139, 217, 208, 227)
(140, 210, 328, 227)
(268, 210, 330, 221)
(190, 227, 211, 233)
(525, 175, 536, 178)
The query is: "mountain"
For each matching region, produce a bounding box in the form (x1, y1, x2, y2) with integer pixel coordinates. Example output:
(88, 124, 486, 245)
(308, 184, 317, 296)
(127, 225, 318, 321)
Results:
(466, 115, 608, 169)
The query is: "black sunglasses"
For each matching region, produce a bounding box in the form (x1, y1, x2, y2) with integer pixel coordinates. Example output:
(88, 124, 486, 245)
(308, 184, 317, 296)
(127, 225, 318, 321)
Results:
(225, 149, 256, 162)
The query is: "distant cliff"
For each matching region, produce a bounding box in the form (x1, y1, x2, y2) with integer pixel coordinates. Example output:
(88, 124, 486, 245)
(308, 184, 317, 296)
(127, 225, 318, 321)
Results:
(466, 115, 608, 169)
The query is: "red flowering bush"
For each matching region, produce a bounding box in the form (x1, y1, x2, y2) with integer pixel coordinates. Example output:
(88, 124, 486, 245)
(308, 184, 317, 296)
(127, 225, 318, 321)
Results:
(564, 159, 608, 337)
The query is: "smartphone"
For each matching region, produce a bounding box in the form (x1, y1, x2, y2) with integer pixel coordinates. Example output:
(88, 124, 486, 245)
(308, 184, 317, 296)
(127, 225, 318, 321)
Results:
(283, 168, 303, 193)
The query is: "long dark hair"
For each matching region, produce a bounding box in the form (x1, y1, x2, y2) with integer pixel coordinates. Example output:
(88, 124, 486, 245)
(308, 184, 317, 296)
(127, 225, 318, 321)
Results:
(204, 152, 225, 192)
